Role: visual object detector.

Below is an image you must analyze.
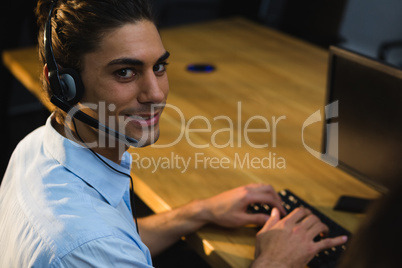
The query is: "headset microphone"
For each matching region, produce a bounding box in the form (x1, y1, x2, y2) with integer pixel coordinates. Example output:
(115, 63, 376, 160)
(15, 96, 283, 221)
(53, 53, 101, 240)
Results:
(44, 1, 139, 147)
(50, 95, 140, 146)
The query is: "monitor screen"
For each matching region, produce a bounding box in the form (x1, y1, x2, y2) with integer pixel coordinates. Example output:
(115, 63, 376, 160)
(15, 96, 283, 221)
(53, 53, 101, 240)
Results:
(324, 46, 402, 193)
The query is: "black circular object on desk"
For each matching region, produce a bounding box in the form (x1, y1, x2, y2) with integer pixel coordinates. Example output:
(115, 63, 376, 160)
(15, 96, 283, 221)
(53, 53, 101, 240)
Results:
(186, 64, 216, 73)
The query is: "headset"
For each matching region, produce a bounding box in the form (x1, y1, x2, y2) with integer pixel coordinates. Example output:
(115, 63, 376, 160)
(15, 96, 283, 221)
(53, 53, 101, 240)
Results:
(44, 1, 140, 233)
(44, 0, 139, 147)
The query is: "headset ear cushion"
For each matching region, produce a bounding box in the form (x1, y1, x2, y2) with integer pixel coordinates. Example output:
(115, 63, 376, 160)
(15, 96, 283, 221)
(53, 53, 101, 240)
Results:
(58, 68, 85, 105)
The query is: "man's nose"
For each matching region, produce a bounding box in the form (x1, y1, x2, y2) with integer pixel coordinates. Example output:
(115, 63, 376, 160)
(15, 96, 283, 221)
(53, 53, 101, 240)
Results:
(137, 70, 167, 104)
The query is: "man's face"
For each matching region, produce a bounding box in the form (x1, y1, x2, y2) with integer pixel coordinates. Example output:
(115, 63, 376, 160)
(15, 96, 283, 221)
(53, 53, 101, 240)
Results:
(79, 20, 169, 147)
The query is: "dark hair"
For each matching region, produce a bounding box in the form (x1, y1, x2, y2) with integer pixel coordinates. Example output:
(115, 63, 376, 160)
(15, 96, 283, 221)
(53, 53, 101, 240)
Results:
(338, 179, 402, 268)
(35, 0, 154, 108)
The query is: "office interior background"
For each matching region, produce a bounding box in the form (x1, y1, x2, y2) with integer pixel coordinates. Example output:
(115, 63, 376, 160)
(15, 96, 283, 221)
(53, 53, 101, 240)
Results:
(1, 0, 401, 267)
(2, 0, 402, 191)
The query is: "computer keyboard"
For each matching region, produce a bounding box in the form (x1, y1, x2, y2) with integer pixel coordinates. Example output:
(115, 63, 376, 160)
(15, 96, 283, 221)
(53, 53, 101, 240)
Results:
(248, 189, 350, 268)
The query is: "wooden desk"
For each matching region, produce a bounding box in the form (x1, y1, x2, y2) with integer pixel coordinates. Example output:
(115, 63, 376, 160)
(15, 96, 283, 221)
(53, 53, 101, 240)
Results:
(3, 18, 379, 268)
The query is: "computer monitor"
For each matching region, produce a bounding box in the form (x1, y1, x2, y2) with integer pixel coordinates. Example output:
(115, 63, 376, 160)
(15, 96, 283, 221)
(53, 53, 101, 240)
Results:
(324, 46, 402, 193)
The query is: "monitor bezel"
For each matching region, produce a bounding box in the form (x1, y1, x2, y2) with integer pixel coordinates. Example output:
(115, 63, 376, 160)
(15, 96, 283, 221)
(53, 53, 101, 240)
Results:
(322, 46, 402, 193)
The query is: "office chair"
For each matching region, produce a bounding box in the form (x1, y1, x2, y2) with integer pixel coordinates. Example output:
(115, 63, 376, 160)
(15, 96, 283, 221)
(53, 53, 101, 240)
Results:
(378, 40, 402, 68)
(258, 0, 348, 48)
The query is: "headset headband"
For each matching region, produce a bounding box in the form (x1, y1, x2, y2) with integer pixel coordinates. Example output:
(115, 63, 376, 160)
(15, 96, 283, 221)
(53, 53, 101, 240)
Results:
(44, 0, 64, 98)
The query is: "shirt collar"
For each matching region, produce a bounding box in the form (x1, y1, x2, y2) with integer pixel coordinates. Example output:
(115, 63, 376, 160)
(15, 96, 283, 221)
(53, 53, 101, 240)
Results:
(43, 114, 132, 207)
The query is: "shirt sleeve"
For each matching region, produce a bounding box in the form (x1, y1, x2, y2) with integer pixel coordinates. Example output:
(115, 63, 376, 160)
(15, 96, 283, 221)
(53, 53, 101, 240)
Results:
(58, 236, 154, 268)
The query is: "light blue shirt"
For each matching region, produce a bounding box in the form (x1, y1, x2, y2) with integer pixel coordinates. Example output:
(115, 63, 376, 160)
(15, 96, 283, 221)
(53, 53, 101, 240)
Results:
(0, 115, 153, 267)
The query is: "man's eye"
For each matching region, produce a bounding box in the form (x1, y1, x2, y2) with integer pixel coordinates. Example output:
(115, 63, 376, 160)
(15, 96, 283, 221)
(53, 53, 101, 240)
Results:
(153, 62, 168, 73)
(116, 68, 135, 79)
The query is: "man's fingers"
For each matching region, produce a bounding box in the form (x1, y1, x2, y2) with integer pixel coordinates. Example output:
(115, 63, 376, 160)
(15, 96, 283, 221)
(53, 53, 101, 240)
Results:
(243, 213, 270, 226)
(306, 221, 329, 239)
(258, 185, 284, 210)
(245, 184, 281, 202)
(282, 207, 312, 225)
(298, 214, 329, 239)
(315, 236, 348, 252)
(244, 184, 286, 216)
(247, 193, 287, 216)
(260, 207, 281, 232)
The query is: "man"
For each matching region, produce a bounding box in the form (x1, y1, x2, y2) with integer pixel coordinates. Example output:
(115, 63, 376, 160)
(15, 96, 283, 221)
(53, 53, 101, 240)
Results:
(0, 0, 346, 267)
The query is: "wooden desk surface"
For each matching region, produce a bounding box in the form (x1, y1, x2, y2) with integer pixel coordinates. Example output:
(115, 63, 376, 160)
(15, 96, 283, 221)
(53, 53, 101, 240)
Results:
(3, 18, 380, 268)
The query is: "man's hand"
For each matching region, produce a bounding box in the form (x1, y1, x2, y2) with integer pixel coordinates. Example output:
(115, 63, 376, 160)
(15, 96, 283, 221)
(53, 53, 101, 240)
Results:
(138, 183, 286, 256)
(252, 207, 348, 268)
(200, 183, 287, 228)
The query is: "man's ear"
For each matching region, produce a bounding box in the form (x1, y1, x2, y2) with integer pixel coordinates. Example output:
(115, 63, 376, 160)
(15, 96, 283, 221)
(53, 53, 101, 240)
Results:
(43, 64, 50, 84)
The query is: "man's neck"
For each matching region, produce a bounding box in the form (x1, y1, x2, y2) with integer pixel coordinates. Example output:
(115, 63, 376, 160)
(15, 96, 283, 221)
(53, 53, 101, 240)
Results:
(51, 114, 127, 164)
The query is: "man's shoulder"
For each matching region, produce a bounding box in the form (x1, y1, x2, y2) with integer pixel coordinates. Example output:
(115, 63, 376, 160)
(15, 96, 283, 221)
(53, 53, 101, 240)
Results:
(0, 179, 141, 266)
(34, 202, 151, 266)
(7, 124, 47, 169)
(0, 229, 151, 267)
(59, 235, 153, 267)
(17, 124, 46, 149)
